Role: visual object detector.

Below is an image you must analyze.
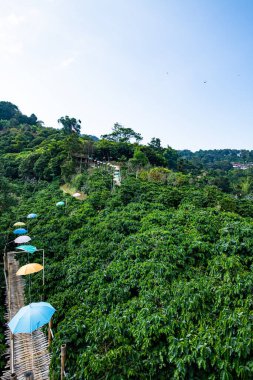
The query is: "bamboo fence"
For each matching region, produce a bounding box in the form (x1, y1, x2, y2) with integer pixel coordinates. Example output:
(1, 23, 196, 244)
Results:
(1, 252, 50, 380)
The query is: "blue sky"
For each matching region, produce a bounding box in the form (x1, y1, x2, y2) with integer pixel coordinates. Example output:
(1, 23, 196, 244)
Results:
(0, 0, 253, 151)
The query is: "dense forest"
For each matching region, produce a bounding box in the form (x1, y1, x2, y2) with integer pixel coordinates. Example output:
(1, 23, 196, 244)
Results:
(1, 101, 253, 379)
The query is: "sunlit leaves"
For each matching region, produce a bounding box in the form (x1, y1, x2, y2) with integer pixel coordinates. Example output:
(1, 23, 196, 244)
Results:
(4, 172, 253, 379)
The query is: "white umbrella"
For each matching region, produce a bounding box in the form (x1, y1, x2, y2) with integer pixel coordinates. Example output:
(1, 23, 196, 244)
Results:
(72, 192, 81, 198)
(14, 235, 31, 244)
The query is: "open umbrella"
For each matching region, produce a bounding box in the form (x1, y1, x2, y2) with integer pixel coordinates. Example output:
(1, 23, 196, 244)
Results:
(13, 228, 28, 235)
(14, 235, 31, 244)
(8, 302, 56, 334)
(56, 201, 65, 206)
(72, 192, 81, 198)
(16, 245, 45, 285)
(27, 213, 37, 219)
(13, 222, 26, 227)
(16, 263, 43, 276)
(16, 245, 37, 254)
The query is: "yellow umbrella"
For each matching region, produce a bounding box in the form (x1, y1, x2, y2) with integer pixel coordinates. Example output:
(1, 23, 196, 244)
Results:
(16, 263, 43, 276)
(13, 222, 26, 227)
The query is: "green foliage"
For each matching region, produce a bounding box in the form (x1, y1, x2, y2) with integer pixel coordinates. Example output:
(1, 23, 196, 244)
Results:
(58, 116, 81, 135)
(101, 123, 143, 143)
(0, 101, 19, 121)
(139, 168, 189, 186)
(0, 176, 20, 375)
(4, 171, 253, 379)
(141, 145, 167, 167)
(2, 102, 253, 378)
(164, 146, 178, 170)
(129, 148, 149, 169)
(148, 137, 162, 150)
(94, 139, 134, 162)
(0, 101, 41, 127)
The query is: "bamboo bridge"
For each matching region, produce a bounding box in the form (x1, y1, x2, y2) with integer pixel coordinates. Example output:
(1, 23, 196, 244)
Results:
(1, 252, 50, 380)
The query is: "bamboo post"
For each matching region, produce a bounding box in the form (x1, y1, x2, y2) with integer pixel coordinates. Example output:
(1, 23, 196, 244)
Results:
(61, 344, 67, 380)
(3, 268, 8, 290)
(10, 373, 17, 379)
(24, 371, 34, 379)
(8, 262, 12, 318)
(3, 253, 8, 288)
(10, 333, 14, 374)
(48, 318, 52, 346)
(4, 253, 7, 272)
(42, 249, 45, 286)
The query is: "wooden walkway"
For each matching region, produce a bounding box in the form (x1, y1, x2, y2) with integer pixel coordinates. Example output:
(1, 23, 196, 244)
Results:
(1, 252, 50, 380)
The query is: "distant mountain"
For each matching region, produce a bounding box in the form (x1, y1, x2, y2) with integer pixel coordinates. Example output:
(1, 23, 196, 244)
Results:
(81, 134, 99, 141)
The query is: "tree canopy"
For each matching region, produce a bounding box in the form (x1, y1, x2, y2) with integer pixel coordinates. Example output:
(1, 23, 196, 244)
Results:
(101, 123, 143, 143)
(0, 101, 41, 128)
(0, 101, 19, 120)
(58, 116, 81, 135)
(1, 102, 253, 379)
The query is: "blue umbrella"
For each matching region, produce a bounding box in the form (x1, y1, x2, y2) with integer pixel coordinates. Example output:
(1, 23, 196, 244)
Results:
(27, 213, 37, 219)
(13, 228, 28, 235)
(56, 201, 65, 206)
(16, 245, 37, 254)
(8, 302, 56, 333)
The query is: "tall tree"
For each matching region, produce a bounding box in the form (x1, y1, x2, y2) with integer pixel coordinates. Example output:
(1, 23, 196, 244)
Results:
(148, 137, 162, 151)
(58, 116, 81, 135)
(0, 101, 19, 120)
(101, 123, 143, 143)
(164, 146, 178, 170)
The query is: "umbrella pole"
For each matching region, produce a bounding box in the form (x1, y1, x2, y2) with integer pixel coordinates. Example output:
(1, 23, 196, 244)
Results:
(31, 332, 35, 373)
(48, 319, 53, 346)
(8, 261, 12, 319)
(29, 274, 31, 303)
(10, 333, 14, 374)
(29, 311, 35, 374)
(8, 259, 15, 374)
(61, 344, 67, 380)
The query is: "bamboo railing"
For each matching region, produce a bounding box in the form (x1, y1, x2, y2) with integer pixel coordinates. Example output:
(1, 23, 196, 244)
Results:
(1, 252, 50, 380)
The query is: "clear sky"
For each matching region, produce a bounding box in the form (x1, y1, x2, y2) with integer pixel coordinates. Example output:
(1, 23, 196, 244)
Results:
(0, 0, 253, 151)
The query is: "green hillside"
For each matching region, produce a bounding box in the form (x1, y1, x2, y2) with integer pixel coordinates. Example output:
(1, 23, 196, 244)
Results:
(1, 102, 253, 379)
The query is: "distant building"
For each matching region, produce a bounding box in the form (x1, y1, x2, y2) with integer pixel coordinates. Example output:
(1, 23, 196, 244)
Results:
(232, 162, 253, 170)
